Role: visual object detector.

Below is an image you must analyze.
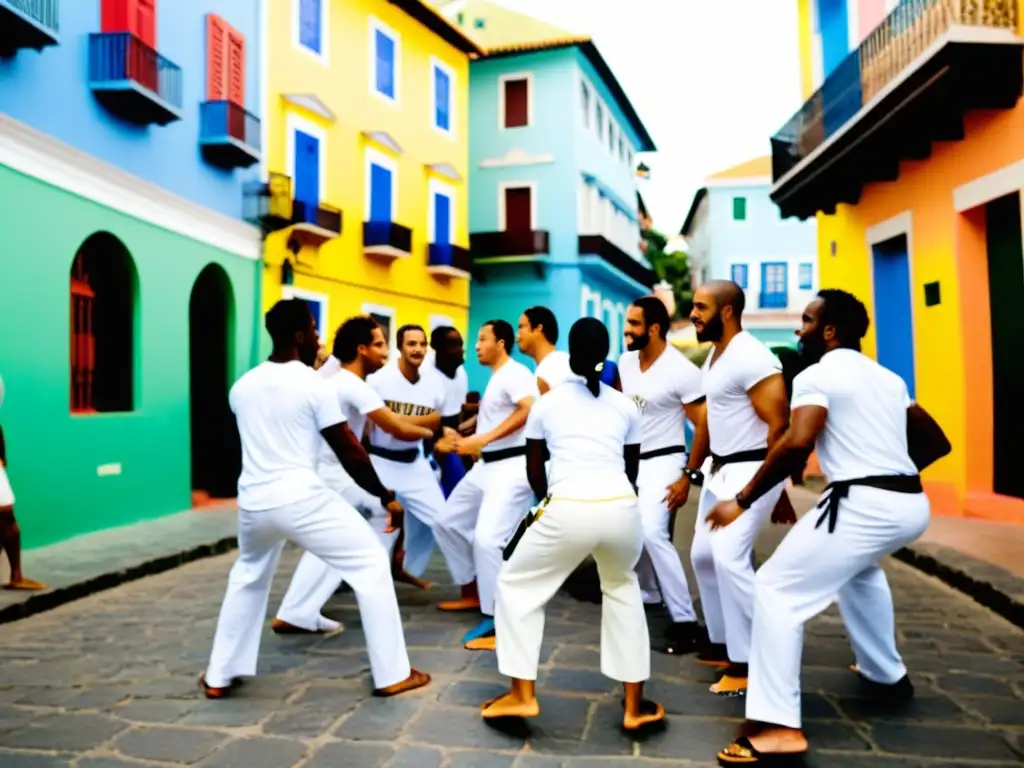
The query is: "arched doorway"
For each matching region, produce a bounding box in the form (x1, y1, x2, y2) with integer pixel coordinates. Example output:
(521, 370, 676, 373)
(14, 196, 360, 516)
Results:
(189, 264, 240, 502)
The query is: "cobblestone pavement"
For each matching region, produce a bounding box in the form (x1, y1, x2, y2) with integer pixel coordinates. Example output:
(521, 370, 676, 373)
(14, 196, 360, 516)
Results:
(0, 500, 1022, 767)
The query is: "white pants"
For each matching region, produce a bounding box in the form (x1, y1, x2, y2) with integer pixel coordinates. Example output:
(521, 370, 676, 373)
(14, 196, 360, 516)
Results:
(691, 459, 785, 663)
(370, 456, 445, 578)
(746, 486, 930, 728)
(636, 454, 696, 622)
(434, 456, 534, 616)
(0, 465, 14, 508)
(205, 490, 411, 690)
(495, 488, 649, 682)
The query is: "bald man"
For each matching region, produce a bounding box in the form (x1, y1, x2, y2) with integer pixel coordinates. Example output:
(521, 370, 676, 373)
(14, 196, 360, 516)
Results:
(683, 280, 793, 698)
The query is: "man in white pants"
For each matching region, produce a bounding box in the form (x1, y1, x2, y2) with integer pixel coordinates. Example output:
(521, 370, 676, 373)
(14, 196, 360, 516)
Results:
(712, 290, 948, 764)
(619, 296, 707, 656)
(272, 315, 434, 634)
(688, 281, 792, 697)
(202, 300, 430, 699)
(424, 326, 471, 499)
(435, 320, 538, 650)
(516, 306, 579, 393)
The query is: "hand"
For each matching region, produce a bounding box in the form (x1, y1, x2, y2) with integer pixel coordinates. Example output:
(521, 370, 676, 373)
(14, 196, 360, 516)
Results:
(663, 476, 691, 511)
(454, 434, 486, 457)
(771, 492, 798, 525)
(384, 499, 404, 534)
(433, 427, 459, 454)
(706, 499, 743, 531)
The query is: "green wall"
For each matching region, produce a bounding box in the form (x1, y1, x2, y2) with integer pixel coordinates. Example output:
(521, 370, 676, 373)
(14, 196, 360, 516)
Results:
(0, 165, 258, 549)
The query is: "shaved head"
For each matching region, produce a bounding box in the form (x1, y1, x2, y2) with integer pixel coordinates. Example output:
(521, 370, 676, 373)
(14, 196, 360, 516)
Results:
(700, 280, 746, 318)
(690, 280, 745, 342)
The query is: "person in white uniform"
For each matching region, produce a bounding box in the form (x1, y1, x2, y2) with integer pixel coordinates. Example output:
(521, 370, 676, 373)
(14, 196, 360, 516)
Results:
(516, 306, 580, 393)
(619, 296, 707, 655)
(425, 326, 471, 498)
(201, 299, 430, 699)
(712, 290, 949, 764)
(0, 382, 46, 592)
(481, 317, 665, 732)
(435, 320, 538, 650)
(687, 280, 793, 697)
(272, 315, 435, 634)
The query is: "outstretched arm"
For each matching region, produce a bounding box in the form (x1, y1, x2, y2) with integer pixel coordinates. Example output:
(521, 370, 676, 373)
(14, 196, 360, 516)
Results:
(367, 408, 434, 442)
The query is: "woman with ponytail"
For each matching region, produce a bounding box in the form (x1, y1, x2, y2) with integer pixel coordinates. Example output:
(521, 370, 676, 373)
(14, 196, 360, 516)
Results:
(480, 318, 665, 732)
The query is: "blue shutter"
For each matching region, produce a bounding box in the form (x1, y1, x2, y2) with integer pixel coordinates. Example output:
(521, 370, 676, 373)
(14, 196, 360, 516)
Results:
(293, 130, 320, 205)
(303, 299, 323, 331)
(369, 164, 392, 222)
(799, 262, 813, 290)
(434, 66, 450, 131)
(299, 0, 321, 54)
(731, 263, 748, 289)
(433, 192, 451, 244)
(375, 30, 395, 98)
(760, 262, 788, 309)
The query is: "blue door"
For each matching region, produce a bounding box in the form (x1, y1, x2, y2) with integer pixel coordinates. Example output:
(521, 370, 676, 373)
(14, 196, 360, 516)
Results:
(433, 192, 451, 245)
(293, 130, 319, 205)
(369, 164, 392, 222)
(817, 0, 849, 79)
(872, 236, 916, 398)
(303, 299, 323, 332)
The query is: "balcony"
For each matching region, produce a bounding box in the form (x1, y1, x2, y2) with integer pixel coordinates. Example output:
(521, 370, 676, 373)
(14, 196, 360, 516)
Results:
(578, 234, 656, 288)
(0, 0, 59, 57)
(289, 201, 342, 251)
(427, 243, 471, 279)
(771, 0, 1024, 220)
(199, 101, 261, 169)
(363, 221, 413, 260)
(243, 172, 293, 234)
(88, 32, 183, 126)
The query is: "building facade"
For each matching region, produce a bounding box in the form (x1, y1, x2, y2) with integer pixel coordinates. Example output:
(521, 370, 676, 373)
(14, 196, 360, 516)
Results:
(438, 1, 656, 387)
(252, 0, 479, 360)
(776, 0, 1024, 520)
(0, 0, 263, 547)
(681, 157, 818, 347)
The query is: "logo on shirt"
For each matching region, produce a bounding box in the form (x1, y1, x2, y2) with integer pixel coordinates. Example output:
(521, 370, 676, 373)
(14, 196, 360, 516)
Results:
(632, 394, 647, 415)
(385, 400, 435, 417)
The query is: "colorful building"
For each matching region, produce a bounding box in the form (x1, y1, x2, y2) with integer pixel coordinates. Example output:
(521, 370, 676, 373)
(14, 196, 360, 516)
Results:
(0, 0, 263, 547)
(776, 0, 1024, 521)
(250, 0, 481, 358)
(436, 0, 657, 387)
(680, 157, 818, 347)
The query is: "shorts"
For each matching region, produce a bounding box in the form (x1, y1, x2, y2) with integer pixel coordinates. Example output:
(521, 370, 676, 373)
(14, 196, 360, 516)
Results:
(0, 464, 13, 508)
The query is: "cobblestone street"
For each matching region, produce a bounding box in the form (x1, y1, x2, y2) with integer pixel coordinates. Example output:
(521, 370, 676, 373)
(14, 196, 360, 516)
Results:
(0, 499, 1022, 767)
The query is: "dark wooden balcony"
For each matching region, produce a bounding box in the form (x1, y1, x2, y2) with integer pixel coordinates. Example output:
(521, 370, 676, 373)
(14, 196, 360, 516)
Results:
(200, 101, 261, 169)
(289, 200, 342, 248)
(363, 221, 413, 260)
(88, 32, 183, 126)
(771, 0, 1024, 220)
(470, 230, 550, 260)
(0, 0, 59, 57)
(243, 172, 294, 234)
(427, 243, 471, 278)
(578, 235, 656, 288)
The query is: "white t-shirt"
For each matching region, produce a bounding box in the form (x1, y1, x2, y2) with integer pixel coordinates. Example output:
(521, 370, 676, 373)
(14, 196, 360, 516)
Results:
(230, 360, 343, 511)
(367, 363, 445, 452)
(316, 363, 386, 485)
(618, 345, 704, 453)
(534, 350, 582, 392)
(424, 356, 469, 419)
(792, 349, 917, 482)
(478, 358, 538, 451)
(525, 381, 641, 496)
(703, 330, 783, 456)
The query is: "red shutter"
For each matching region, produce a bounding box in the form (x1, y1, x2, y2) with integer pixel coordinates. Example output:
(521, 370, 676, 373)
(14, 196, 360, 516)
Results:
(101, 0, 133, 34)
(136, 0, 156, 48)
(206, 15, 227, 100)
(226, 29, 245, 106)
(503, 79, 529, 128)
(70, 259, 97, 413)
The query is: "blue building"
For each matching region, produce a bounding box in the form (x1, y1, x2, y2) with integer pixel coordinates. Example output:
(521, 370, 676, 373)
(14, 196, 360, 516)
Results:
(439, 1, 656, 388)
(0, 0, 263, 546)
(679, 157, 818, 347)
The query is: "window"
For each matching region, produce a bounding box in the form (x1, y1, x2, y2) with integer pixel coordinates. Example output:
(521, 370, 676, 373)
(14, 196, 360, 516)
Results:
(371, 19, 399, 102)
(580, 80, 590, 128)
(365, 148, 397, 223)
(70, 233, 137, 414)
(282, 286, 329, 337)
(296, 0, 326, 60)
(205, 15, 245, 106)
(799, 262, 814, 290)
(474, 17, 486, 29)
(362, 303, 396, 349)
(432, 59, 452, 134)
(501, 185, 533, 233)
(595, 102, 604, 141)
(731, 263, 748, 289)
(732, 196, 747, 221)
(287, 114, 326, 207)
(618, 135, 625, 163)
(101, 0, 156, 48)
(608, 122, 615, 154)
(760, 262, 788, 309)
(501, 75, 530, 128)
(429, 179, 455, 246)
(626, 149, 633, 172)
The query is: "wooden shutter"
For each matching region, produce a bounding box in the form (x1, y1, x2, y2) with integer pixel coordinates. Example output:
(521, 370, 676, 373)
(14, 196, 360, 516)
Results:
(503, 78, 528, 128)
(101, 0, 133, 34)
(226, 29, 245, 106)
(504, 187, 532, 233)
(136, 0, 156, 48)
(206, 15, 226, 100)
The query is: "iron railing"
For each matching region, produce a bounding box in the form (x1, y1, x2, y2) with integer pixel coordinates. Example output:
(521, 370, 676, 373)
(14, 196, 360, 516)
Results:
(88, 32, 183, 110)
(292, 201, 342, 234)
(364, 221, 413, 253)
(428, 243, 471, 273)
(771, 0, 1019, 181)
(200, 100, 261, 152)
(1, 0, 59, 31)
(470, 230, 550, 257)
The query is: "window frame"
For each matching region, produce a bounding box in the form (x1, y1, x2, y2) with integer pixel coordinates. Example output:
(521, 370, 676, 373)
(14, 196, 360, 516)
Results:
(579, 77, 591, 129)
(498, 72, 533, 130)
(798, 261, 814, 290)
(293, 0, 329, 66)
(364, 146, 399, 223)
(731, 195, 748, 223)
(369, 16, 401, 105)
(282, 286, 330, 337)
(362, 302, 397, 349)
(431, 56, 455, 137)
(730, 263, 749, 289)
(428, 177, 457, 245)
(285, 112, 328, 207)
(498, 181, 538, 231)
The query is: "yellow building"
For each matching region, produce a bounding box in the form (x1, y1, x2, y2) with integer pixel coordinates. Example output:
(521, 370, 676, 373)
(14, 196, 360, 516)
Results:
(251, 0, 482, 348)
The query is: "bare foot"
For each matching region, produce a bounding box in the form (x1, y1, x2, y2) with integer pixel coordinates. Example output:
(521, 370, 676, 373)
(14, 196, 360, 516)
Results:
(465, 635, 496, 651)
(623, 699, 665, 730)
(4, 577, 47, 591)
(373, 669, 431, 697)
(747, 727, 809, 755)
(437, 597, 481, 611)
(394, 569, 432, 590)
(480, 690, 540, 719)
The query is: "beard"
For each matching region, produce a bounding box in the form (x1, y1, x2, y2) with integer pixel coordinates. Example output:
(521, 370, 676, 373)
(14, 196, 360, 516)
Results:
(625, 331, 650, 352)
(798, 334, 827, 365)
(695, 313, 724, 343)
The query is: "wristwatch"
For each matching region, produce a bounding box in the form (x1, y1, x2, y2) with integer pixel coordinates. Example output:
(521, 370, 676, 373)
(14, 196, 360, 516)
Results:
(682, 467, 704, 486)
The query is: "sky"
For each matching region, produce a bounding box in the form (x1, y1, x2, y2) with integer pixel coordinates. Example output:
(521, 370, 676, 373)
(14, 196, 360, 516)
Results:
(489, 0, 804, 235)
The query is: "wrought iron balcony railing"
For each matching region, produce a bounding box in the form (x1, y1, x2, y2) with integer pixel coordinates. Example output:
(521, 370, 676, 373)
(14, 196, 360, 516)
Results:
(0, 0, 59, 55)
(88, 32, 183, 125)
(199, 100, 261, 169)
(427, 243, 471, 276)
(470, 230, 550, 259)
(363, 221, 413, 258)
(292, 201, 342, 234)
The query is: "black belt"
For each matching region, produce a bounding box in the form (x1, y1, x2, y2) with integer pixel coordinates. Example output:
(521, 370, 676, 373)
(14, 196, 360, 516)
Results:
(367, 445, 419, 463)
(639, 445, 687, 461)
(481, 446, 526, 463)
(815, 474, 923, 533)
(710, 448, 768, 474)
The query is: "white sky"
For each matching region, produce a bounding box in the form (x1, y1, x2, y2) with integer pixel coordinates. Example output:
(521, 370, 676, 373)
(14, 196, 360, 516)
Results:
(490, 0, 803, 235)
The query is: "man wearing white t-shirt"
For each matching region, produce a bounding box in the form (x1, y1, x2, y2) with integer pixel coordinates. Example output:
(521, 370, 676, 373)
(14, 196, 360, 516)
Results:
(434, 320, 538, 650)
(711, 290, 948, 764)
(516, 306, 580, 394)
(202, 299, 429, 700)
(272, 315, 434, 634)
(619, 296, 707, 656)
(687, 280, 792, 698)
